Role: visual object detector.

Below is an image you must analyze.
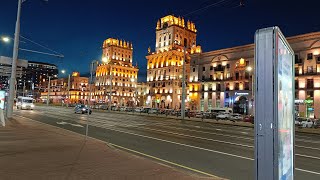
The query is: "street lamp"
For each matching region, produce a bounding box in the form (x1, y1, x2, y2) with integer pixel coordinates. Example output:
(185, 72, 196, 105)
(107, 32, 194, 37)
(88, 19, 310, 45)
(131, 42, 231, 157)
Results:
(61, 70, 70, 107)
(1, 37, 10, 43)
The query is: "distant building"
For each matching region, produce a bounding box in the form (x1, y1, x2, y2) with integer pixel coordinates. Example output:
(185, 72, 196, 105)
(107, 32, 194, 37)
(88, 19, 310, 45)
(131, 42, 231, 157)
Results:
(20, 61, 58, 98)
(0, 56, 28, 91)
(190, 31, 320, 118)
(94, 38, 139, 106)
(136, 82, 148, 107)
(40, 72, 89, 104)
(146, 15, 201, 109)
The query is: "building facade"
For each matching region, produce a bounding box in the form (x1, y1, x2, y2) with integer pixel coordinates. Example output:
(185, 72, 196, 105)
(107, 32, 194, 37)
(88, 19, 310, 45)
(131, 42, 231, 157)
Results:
(190, 31, 320, 118)
(94, 38, 138, 106)
(146, 15, 201, 109)
(20, 61, 58, 98)
(136, 82, 148, 107)
(41, 72, 89, 104)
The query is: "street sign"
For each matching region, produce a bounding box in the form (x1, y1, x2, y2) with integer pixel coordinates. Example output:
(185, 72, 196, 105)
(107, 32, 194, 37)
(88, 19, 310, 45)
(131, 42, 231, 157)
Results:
(255, 27, 294, 180)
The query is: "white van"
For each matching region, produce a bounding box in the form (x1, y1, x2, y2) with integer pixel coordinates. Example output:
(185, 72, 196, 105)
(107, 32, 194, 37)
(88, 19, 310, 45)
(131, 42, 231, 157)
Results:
(16, 96, 35, 110)
(209, 107, 233, 114)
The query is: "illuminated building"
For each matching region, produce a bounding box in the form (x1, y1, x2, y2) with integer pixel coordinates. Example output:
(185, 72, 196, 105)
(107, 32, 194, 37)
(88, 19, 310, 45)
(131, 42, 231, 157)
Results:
(136, 82, 148, 107)
(146, 15, 201, 109)
(41, 72, 89, 104)
(94, 38, 138, 106)
(190, 31, 320, 117)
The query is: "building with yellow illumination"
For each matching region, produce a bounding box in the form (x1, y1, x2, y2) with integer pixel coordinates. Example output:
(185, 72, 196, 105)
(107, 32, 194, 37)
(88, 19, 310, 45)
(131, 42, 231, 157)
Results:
(190, 31, 320, 117)
(94, 38, 139, 106)
(146, 15, 201, 109)
(41, 72, 90, 104)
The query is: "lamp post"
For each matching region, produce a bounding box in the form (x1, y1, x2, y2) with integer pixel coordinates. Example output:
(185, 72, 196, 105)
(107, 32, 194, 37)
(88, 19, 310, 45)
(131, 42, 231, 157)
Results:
(246, 66, 254, 114)
(181, 45, 187, 120)
(7, 0, 22, 118)
(46, 76, 51, 106)
(61, 70, 71, 107)
(86, 60, 98, 139)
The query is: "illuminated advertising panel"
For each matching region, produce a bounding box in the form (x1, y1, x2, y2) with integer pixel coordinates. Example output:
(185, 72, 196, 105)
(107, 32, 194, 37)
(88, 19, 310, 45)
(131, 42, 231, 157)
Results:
(0, 91, 5, 110)
(277, 33, 294, 180)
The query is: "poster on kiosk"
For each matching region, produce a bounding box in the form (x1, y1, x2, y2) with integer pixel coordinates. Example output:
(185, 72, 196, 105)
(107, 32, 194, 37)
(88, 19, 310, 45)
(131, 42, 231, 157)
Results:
(255, 27, 294, 180)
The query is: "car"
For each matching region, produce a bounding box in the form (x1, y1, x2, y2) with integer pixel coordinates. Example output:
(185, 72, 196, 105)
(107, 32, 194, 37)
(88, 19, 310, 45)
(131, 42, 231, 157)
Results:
(313, 119, 320, 128)
(195, 112, 204, 118)
(119, 107, 127, 111)
(216, 112, 230, 120)
(229, 114, 243, 122)
(16, 96, 35, 110)
(74, 104, 92, 114)
(141, 107, 151, 113)
(243, 115, 254, 124)
(135, 107, 143, 112)
(301, 119, 313, 128)
(148, 108, 159, 114)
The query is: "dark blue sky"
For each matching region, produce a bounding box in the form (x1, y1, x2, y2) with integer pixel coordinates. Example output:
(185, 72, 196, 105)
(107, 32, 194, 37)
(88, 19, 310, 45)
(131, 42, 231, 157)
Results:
(1, 0, 319, 81)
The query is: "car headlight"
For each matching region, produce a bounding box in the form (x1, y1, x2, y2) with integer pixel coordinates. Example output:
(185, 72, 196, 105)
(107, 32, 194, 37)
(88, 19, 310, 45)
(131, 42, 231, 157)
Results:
(31, 104, 35, 108)
(82, 108, 86, 111)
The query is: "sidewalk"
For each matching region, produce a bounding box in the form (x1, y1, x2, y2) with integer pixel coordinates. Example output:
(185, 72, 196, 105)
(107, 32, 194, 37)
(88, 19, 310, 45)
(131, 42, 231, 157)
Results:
(0, 118, 220, 180)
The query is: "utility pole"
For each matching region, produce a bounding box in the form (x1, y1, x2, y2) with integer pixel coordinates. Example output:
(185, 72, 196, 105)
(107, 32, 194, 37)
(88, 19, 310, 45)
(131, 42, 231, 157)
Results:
(46, 76, 51, 106)
(108, 65, 113, 112)
(7, 0, 22, 118)
(23, 81, 25, 96)
(86, 60, 96, 139)
(67, 74, 70, 107)
(181, 46, 187, 120)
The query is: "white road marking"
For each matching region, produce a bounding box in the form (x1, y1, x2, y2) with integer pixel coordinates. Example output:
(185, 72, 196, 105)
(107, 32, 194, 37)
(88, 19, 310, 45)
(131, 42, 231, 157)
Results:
(216, 129, 222, 131)
(241, 132, 248, 134)
(15, 114, 320, 176)
(296, 154, 320, 160)
(296, 168, 320, 175)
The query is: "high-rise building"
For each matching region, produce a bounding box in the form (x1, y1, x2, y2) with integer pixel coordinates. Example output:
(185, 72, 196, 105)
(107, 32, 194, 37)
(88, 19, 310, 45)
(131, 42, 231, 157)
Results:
(94, 38, 139, 106)
(146, 15, 201, 109)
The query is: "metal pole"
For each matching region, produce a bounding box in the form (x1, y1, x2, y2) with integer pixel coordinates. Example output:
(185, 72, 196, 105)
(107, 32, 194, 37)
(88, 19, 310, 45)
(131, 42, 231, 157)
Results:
(67, 74, 70, 107)
(7, 0, 22, 118)
(108, 66, 113, 112)
(86, 61, 94, 139)
(47, 76, 51, 106)
(23, 81, 25, 96)
(181, 46, 186, 120)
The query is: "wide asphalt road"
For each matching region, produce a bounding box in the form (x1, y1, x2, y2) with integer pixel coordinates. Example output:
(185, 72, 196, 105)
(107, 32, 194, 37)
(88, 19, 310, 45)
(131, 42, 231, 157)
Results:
(13, 106, 320, 180)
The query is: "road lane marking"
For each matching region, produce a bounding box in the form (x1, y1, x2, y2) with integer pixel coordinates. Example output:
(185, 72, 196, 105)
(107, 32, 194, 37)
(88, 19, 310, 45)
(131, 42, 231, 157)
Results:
(131, 126, 253, 148)
(296, 168, 320, 175)
(216, 129, 222, 131)
(296, 154, 320, 160)
(15, 114, 320, 176)
(14, 115, 221, 179)
(241, 132, 248, 134)
(295, 145, 320, 151)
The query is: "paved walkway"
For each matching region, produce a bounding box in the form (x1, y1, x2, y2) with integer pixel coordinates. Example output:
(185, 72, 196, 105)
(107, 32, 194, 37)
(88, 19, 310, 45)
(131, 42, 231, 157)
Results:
(0, 118, 220, 180)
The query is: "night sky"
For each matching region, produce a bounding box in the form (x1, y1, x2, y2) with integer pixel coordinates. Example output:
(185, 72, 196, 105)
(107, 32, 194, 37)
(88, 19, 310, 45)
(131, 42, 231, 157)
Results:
(0, 0, 319, 81)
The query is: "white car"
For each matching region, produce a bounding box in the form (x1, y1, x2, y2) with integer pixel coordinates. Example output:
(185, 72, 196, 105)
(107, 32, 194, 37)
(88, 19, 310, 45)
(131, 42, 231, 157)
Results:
(229, 114, 242, 121)
(301, 119, 313, 128)
(135, 107, 143, 112)
(216, 112, 230, 120)
(148, 108, 159, 114)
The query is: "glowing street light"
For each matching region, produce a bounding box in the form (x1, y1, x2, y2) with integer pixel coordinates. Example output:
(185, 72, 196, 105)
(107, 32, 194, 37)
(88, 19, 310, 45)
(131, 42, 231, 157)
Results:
(246, 66, 252, 72)
(61, 70, 66, 74)
(1, 36, 10, 43)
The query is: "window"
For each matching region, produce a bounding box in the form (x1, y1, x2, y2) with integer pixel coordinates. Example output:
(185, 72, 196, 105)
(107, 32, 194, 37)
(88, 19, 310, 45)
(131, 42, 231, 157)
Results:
(203, 67, 205, 71)
(307, 91, 314, 98)
(226, 64, 230, 68)
(193, 68, 195, 72)
(307, 53, 313, 60)
(210, 75, 213, 80)
(169, 34, 171, 39)
(307, 79, 314, 89)
(210, 66, 213, 70)
(164, 36, 166, 41)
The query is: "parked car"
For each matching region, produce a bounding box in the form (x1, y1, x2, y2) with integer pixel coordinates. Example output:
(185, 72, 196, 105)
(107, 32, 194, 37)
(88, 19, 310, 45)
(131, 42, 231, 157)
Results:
(195, 112, 204, 118)
(243, 115, 254, 124)
(229, 114, 243, 122)
(216, 112, 230, 120)
(313, 119, 320, 128)
(135, 107, 143, 112)
(141, 107, 151, 113)
(148, 108, 159, 114)
(119, 107, 127, 111)
(301, 119, 313, 128)
(74, 104, 92, 114)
